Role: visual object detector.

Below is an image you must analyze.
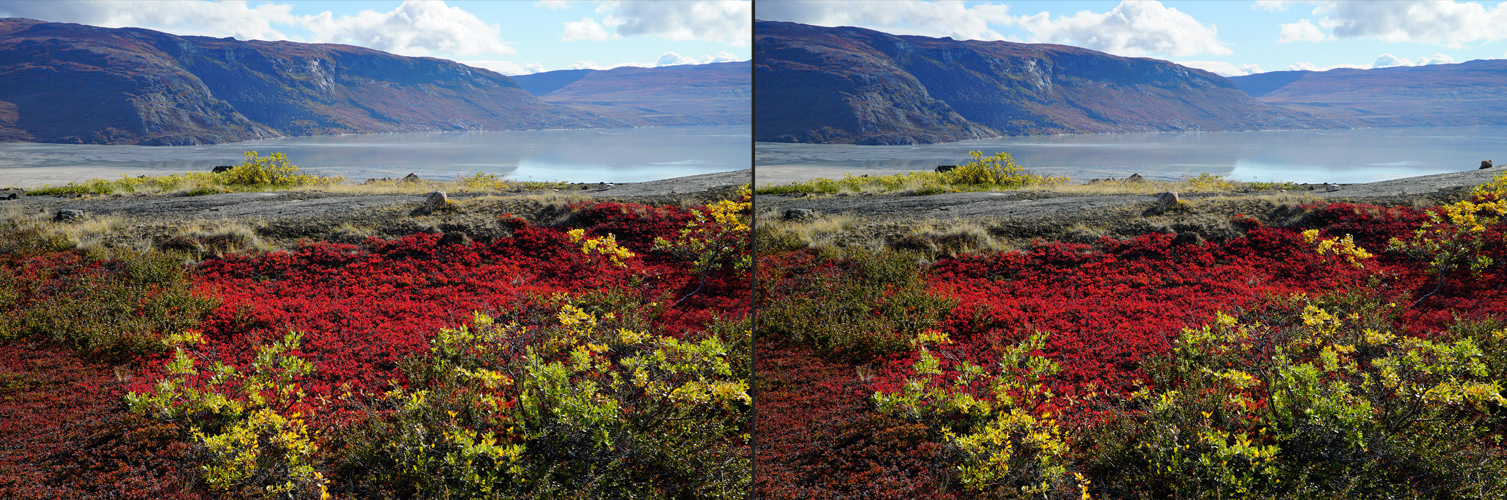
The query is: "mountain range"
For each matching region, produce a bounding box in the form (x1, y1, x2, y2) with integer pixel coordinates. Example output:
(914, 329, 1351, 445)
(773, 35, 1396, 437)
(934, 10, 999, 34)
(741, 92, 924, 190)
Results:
(1228, 59, 1507, 128)
(754, 20, 1332, 145)
(512, 61, 750, 127)
(0, 18, 747, 146)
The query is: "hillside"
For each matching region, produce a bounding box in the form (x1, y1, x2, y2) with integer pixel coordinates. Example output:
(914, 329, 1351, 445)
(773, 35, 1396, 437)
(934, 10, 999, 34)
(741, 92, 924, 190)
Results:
(1229, 60, 1507, 127)
(512, 61, 750, 126)
(0, 18, 612, 146)
(754, 20, 1330, 145)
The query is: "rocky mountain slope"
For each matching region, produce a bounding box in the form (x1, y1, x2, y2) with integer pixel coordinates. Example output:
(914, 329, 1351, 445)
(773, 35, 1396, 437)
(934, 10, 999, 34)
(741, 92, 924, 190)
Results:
(0, 18, 610, 146)
(512, 61, 750, 126)
(1229, 60, 1507, 128)
(754, 20, 1330, 145)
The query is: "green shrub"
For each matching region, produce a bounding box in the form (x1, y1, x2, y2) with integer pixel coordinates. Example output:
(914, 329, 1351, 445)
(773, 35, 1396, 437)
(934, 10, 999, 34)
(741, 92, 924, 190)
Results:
(0, 244, 219, 361)
(1083, 292, 1507, 499)
(875, 330, 1078, 498)
(333, 299, 751, 499)
(126, 330, 330, 499)
(757, 249, 955, 358)
(221, 151, 342, 188)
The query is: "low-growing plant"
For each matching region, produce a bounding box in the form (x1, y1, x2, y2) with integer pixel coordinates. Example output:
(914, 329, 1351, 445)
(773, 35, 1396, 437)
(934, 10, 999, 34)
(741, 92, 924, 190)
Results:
(757, 249, 956, 359)
(333, 301, 750, 499)
(221, 151, 342, 188)
(0, 243, 219, 361)
(126, 329, 330, 499)
(755, 151, 1064, 195)
(874, 330, 1078, 498)
(1083, 292, 1507, 499)
(655, 184, 752, 304)
(1388, 171, 1507, 303)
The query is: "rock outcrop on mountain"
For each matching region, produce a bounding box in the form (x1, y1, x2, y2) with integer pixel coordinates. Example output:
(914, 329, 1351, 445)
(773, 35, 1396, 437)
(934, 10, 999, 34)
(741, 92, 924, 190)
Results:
(0, 18, 608, 145)
(512, 61, 750, 126)
(754, 20, 1326, 145)
(1229, 60, 1507, 128)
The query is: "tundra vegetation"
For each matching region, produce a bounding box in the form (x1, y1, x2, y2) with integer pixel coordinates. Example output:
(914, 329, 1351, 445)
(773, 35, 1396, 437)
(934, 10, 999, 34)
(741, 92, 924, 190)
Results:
(0, 183, 752, 499)
(756, 171, 1507, 499)
(755, 151, 1298, 196)
(21, 151, 578, 197)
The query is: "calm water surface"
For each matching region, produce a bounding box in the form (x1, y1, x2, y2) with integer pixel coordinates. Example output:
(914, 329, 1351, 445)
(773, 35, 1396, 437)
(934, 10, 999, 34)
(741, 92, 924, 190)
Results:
(0, 125, 750, 185)
(756, 126, 1507, 184)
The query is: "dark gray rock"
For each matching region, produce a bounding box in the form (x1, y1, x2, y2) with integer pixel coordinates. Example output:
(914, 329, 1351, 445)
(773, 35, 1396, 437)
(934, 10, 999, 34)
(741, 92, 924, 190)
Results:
(935, 165, 957, 173)
(1482, 159, 1494, 169)
(53, 209, 85, 222)
(212, 165, 234, 174)
(782, 208, 815, 221)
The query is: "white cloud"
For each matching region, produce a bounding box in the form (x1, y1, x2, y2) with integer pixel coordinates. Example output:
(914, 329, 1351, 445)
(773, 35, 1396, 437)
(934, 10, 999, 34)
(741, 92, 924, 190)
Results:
(754, 0, 1016, 41)
(569, 60, 652, 70)
(1278, 18, 1327, 43)
(1372, 53, 1412, 68)
(654, 50, 742, 67)
(601, 0, 751, 46)
(0, 1, 517, 58)
(460, 60, 546, 76)
(1176, 60, 1263, 76)
(1373, 52, 1455, 68)
(758, 0, 1230, 57)
(0, 0, 301, 41)
(704, 50, 740, 63)
(1251, 1, 1292, 12)
(1014, 0, 1232, 57)
(535, 1, 574, 11)
(1314, 0, 1507, 46)
(1285, 61, 1367, 72)
(562, 16, 612, 41)
(302, 1, 514, 57)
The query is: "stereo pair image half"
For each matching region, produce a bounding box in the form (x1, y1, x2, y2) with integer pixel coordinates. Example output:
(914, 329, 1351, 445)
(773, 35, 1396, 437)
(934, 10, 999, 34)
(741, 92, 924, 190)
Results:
(5, 5, 1507, 500)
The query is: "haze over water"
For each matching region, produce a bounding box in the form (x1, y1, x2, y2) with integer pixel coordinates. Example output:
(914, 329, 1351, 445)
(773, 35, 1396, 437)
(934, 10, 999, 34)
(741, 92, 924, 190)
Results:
(0, 125, 750, 188)
(757, 126, 1507, 184)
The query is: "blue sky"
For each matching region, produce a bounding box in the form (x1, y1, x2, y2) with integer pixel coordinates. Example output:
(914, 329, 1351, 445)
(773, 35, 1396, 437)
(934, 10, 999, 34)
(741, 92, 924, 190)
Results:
(0, 0, 751, 75)
(756, 0, 1507, 75)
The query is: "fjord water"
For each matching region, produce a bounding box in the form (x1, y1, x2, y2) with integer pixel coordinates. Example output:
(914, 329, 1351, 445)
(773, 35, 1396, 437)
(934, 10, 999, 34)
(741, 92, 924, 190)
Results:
(0, 125, 750, 187)
(756, 126, 1507, 184)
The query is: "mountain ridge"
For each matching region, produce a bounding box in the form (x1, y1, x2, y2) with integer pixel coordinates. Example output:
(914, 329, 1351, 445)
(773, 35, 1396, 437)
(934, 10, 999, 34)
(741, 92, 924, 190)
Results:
(512, 61, 750, 126)
(0, 18, 617, 145)
(754, 20, 1333, 145)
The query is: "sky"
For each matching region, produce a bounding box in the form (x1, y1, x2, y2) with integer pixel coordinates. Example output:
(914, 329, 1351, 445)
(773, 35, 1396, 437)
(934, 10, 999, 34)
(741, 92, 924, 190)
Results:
(755, 0, 1507, 76)
(0, 0, 751, 75)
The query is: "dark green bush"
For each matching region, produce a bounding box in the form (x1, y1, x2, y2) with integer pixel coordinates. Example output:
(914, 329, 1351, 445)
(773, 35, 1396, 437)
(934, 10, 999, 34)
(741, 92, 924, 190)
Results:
(758, 249, 955, 359)
(331, 298, 750, 499)
(0, 237, 218, 361)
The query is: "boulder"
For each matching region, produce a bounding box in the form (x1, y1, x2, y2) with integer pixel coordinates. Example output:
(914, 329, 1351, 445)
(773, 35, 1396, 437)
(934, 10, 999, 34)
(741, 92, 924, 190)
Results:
(211, 165, 234, 174)
(1483, 159, 1494, 170)
(402, 173, 421, 183)
(935, 165, 957, 173)
(1155, 191, 1180, 212)
(1325, 183, 1341, 192)
(424, 191, 449, 211)
(1126, 173, 1145, 183)
(53, 209, 85, 222)
(782, 208, 815, 221)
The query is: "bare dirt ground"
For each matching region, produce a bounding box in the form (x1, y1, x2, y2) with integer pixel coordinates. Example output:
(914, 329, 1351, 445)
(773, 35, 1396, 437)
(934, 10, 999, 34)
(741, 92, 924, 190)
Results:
(758, 167, 1501, 251)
